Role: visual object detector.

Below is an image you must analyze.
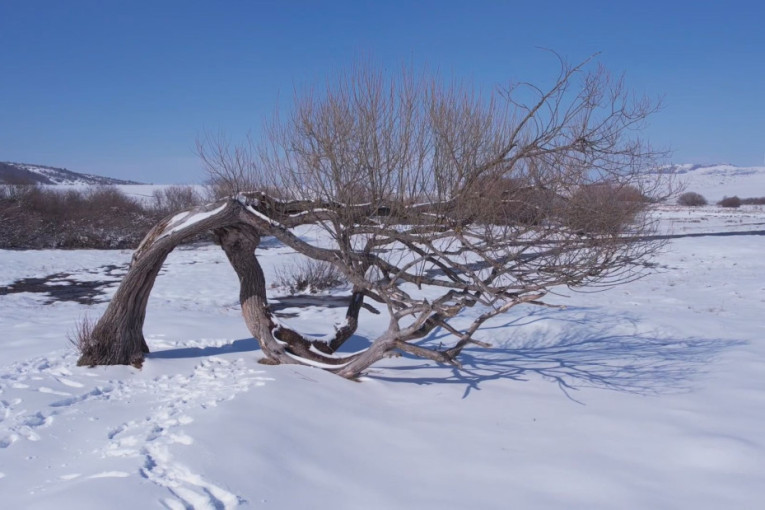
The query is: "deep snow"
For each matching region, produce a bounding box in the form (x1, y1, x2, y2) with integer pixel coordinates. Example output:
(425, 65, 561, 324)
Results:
(1, 201, 764, 508)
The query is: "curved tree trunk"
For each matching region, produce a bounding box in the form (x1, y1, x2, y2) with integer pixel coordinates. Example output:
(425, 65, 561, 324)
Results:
(214, 221, 372, 368)
(213, 223, 296, 365)
(77, 200, 240, 366)
(77, 197, 372, 373)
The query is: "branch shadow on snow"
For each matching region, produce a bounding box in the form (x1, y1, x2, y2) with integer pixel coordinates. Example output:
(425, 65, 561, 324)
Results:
(146, 333, 373, 360)
(368, 308, 745, 402)
(144, 307, 743, 403)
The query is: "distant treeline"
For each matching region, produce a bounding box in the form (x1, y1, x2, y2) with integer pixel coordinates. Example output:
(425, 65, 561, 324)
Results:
(0, 185, 203, 249)
(4, 184, 764, 250)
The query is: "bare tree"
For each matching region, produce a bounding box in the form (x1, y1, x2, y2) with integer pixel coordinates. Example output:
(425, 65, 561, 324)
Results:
(77, 56, 669, 379)
(197, 131, 263, 200)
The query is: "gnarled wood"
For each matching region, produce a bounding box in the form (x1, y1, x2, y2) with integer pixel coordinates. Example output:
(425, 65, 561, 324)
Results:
(213, 223, 296, 365)
(77, 197, 370, 372)
(77, 200, 240, 366)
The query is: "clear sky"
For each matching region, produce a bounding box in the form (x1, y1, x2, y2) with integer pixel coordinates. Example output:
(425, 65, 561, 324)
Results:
(1, 0, 763, 183)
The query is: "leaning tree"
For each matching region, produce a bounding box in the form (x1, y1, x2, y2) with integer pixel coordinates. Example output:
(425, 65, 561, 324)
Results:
(77, 56, 668, 379)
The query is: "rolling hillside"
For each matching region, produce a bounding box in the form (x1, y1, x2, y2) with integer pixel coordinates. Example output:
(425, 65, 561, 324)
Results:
(0, 162, 141, 186)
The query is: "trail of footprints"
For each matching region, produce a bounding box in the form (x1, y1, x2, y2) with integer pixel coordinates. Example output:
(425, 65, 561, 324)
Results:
(0, 353, 104, 449)
(0, 352, 272, 509)
(106, 357, 271, 509)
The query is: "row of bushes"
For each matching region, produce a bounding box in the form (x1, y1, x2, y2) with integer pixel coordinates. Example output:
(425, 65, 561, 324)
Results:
(739, 197, 765, 206)
(2, 180, 656, 249)
(455, 179, 652, 235)
(677, 192, 765, 208)
(0, 185, 203, 249)
(14, 182, 759, 249)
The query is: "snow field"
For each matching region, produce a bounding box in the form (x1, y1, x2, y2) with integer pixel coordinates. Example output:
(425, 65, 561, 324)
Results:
(0, 203, 764, 509)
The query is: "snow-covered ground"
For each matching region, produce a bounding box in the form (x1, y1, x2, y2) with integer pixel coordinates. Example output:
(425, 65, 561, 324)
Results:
(2, 201, 765, 508)
(655, 203, 765, 235)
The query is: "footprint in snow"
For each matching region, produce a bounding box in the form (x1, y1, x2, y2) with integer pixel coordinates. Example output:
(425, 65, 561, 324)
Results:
(49, 386, 114, 407)
(56, 377, 85, 388)
(38, 386, 72, 396)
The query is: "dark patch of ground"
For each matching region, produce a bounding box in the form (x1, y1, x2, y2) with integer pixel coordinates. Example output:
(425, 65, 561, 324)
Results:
(0, 264, 127, 305)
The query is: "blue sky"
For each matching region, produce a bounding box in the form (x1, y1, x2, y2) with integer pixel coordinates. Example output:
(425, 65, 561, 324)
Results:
(1, 0, 763, 183)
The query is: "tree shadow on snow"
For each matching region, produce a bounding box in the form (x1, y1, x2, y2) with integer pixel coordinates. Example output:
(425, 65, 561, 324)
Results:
(367, 308, 746, 402)
(148, 337, 261, 359)
(145, 307, 744, 403)
(146, 333, 371, 360)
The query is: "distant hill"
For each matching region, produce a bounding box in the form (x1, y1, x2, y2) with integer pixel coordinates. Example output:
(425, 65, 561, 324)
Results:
(658, 163, 765, 202)
(0, 162, 141, 186)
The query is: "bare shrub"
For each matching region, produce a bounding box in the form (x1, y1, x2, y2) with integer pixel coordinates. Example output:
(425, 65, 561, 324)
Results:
(60, 186, 150, 248)
(677, 191, 707, 206)
(197, 132, 272, 200)
(718, 196, 741, 208)
(566, 182, 648, 234)
(463, 176, 561, 225)
(740, 197, 765, 205)
(151, 185, 203, 217)
(275, 258, 348, 294)
(0, 185, 155, 249)
(0, 183, 35, 200)
(85, 186, 145, 215)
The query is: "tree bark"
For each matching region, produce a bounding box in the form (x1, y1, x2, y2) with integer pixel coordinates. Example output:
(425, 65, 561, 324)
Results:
(77, 200, 240, 366)
(213, 223, 297, 365)
(77, 197, 369, 371)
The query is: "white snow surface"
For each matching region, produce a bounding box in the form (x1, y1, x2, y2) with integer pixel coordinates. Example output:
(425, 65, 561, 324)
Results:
(160, 204, 228, 239)
(2, 202, 765, 507)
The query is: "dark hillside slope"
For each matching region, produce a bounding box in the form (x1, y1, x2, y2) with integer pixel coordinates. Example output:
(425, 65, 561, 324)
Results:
(0, 162, 141, 185)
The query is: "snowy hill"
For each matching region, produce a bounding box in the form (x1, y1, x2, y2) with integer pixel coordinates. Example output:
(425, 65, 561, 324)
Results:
(659, 163, 765, 202)
(0, 161, 141, 186)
